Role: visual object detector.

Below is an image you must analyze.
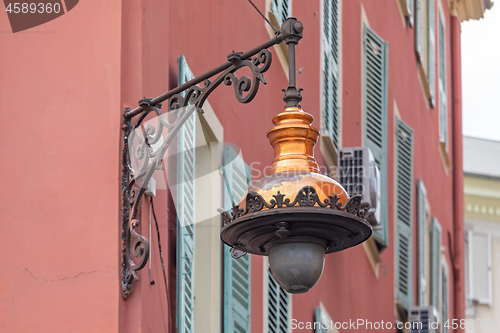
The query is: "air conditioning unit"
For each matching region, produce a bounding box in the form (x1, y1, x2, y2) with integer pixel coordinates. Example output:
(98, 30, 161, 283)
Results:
(408, 306, 439, 333)
(338, 147, 381, 227)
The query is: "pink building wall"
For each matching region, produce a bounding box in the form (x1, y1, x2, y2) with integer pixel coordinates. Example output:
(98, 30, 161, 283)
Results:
(0, 0, 465, 332)
(0, 1, 122, 332)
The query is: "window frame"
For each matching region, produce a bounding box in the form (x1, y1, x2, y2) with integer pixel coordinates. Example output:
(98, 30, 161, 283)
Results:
(398, 0, 415, 27)
(441, 265, 449, 333)
(437, 10, 448, 149)
(265, 0, 292, 79)
(417, 179, 429, 306)
(430, 217, 442, 310)
(466, 230, 493, 306)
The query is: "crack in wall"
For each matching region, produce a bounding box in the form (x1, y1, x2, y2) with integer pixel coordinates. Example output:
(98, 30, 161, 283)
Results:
(10, 267, 113, 282)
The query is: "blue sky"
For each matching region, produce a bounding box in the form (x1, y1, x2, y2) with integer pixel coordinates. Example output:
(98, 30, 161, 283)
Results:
(462, 4, 500, 141)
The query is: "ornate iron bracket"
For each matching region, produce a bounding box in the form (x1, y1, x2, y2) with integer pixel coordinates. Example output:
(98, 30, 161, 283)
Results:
(121, 17, 304, 298)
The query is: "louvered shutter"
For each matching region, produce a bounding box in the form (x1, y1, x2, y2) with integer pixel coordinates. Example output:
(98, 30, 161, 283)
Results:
(315, 306, 330, 333)
(468, 231, 492, 305)
(224, 146, 252, 333)
(322, 0, 340, 147)
(430, 218, 442, 308)
(177, 55, 196, 333)
(427, 0, 436, 106)
(442, 267, 449, 333)
(271, 0, 291, 26)
(438, 17, 447, 146)
(363, 26, 386, 161)
(268, 266, 290, 333)
(415, 0, 424, 64)
(363, 25, 389, 246)
(395, 118, 414, 310)
(417, 180, 427, 306)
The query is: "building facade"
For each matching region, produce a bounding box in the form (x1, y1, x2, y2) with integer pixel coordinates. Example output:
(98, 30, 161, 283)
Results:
(463, 136, 500, 333)
(0, 0, 489, 332)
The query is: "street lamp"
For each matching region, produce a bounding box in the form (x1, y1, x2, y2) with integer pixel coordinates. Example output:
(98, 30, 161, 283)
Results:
(121, 17, 374, 298)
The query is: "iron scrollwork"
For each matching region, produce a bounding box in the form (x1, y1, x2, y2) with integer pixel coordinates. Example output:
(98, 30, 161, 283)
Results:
(121, 48, 274, 298)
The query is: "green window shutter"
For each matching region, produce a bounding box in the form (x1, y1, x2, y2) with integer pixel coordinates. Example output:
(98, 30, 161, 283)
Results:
(271, 0, 291, 26)
(427, 0, 436, 106)
(430, 217, 442, 308)
(177, 55, 196, 333)
(417, 180, 427, 306)
(224, 146, 252, 333)
(363, 25, 389, 246)
(415, 0, 424, 64)
(315, 306, 329, 333)
(268, 266, 290, 333)
(322, 0, 340, 147)
(438, 16, 447, 147)
(442, 267, 449, 333)
(395, 118, 414, 310)
(363, 25, 386, 160)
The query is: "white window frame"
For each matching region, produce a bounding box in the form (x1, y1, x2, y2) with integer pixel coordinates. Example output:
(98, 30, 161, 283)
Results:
(437, 7, 448, 149)
(467, 230, 493, 306)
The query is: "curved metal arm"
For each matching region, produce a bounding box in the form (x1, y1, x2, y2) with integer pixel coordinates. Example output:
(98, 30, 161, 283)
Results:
(121, 18, 303, 298)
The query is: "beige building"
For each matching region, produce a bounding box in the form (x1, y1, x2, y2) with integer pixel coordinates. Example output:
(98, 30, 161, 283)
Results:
(464, 136, 500, 333)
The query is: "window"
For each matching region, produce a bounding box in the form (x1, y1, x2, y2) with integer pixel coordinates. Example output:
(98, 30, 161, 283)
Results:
(399, 0, 414, 26)
(438, 14, 447, 147)
(266, 0, 291, 78)
(267, 264, 290, 333)
(427, 0, 436, 106)
(415, 0, 424, 63)
(316, 304, 337, 333)
(223, 146, 252, 333)
(466, 230, 492, 305)
(363, 25, 389, 247)
(395, 118, 414, 310)
(177, 55, 197, 333)
(441, 266, 449, 333)
(177, 56, 226, 333)
(417, 180, 428, 306)
(271, 0, 291, 26)
(430, 217, 441, 309)
(415, 0, 437, 107)
(322, 0, 340, 148)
